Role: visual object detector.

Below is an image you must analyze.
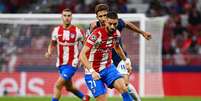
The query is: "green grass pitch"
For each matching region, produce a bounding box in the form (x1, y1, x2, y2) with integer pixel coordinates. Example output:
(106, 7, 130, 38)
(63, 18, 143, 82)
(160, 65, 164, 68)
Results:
(0, 96, 201, 101)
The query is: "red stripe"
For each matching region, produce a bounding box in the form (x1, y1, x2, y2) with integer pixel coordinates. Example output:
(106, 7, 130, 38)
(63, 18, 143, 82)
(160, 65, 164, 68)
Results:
(58, 26, 64, 66)
(59, 45, 63, 66)
(92, 52, 103, 72)
(67, 26, 76, 65)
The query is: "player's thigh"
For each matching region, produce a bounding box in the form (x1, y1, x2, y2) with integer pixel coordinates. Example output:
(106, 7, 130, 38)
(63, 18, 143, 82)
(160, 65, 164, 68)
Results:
(64, 80, 75, 90)
(55, 77, 65, 88)
(85, 74, 106, 97)
(122, 74, 129, 85)
(113, 77, 128, 93)
(101, 64, 122, 88)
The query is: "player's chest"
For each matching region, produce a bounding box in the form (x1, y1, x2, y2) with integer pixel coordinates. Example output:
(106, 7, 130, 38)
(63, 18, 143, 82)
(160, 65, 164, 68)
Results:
(95, 36, 115, 48)
(57, 30, 77, 42)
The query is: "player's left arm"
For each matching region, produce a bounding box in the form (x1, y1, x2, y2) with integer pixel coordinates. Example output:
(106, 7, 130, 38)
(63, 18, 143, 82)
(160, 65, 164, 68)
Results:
(113, 42, 132, 73)
(124, 21, 152, 40)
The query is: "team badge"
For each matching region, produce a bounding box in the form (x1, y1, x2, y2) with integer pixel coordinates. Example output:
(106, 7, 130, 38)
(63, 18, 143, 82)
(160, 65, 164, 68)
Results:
(89, 35, 97, 41)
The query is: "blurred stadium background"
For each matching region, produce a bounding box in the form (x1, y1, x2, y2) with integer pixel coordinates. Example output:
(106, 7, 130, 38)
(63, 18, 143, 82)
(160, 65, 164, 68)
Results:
(0, 0, 201, 101)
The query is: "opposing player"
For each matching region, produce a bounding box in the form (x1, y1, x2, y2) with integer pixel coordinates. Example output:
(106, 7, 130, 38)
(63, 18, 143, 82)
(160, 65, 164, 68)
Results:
(80, 11, 133, 101)
(89, 4, 152, 101)
(45, 8, 90, 101)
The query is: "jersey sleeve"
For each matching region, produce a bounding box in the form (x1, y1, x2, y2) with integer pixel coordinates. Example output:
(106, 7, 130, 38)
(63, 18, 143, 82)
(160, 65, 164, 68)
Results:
(85, 30, 99, 48)
(76, 27, 85, 42)
(51, 27, 58, 41)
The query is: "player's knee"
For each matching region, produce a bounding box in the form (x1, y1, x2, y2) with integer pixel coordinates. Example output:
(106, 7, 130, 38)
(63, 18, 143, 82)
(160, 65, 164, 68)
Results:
(121, 85, 129, 93)
(66, 85, 76, 92)
(118, 83, 129, 93)
(66, 86, 73, 91)
(55, 83, 63, 90)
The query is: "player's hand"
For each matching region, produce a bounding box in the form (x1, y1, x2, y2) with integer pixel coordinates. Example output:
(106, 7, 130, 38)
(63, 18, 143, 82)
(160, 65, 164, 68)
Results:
(125, 58, 132, 74)
(45, 52, 51, 58)
(91, 71, 101, 80)
(142, 32, 152, 40)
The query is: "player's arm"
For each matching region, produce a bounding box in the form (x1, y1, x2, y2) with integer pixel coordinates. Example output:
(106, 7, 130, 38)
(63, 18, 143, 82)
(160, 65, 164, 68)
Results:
(113, 41, 132, 73)
(124, 21, 152, 40)
(45, 27, 57, 58)
(79, 45, 92, 70)
(79, 32, 101, 80)
(79, 45, 101, 80)
(45, 40, 56, 58)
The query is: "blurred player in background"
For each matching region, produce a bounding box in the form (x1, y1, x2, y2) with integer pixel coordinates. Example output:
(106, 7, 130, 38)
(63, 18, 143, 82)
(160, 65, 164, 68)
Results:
(45, 8, 90, 101)
(89, 4, 152, 101)
(80, 11, 133, 101)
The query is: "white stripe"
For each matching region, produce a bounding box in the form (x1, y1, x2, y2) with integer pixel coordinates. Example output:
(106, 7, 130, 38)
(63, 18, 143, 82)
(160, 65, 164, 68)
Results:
(89, 48, 95, 62)
(75, 27, 81, 40)
(63, 46, 69, 65)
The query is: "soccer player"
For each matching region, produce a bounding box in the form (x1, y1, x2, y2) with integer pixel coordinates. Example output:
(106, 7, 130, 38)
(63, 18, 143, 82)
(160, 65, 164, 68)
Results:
(79, 11, 133, 101)
(89, 4, 151, 101)
(45, 8, 90, 101)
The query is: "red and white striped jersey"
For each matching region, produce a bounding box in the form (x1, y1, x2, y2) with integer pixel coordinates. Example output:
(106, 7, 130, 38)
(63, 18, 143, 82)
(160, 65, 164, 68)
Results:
(51, 25, 84, 67)
(85, 27, 121, 72)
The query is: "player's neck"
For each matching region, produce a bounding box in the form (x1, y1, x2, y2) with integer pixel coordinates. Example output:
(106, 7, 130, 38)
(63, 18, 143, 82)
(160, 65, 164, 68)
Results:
(105, 27, 109, 34)
(100, 22, 105, 26)
(63, 23, 71, 29)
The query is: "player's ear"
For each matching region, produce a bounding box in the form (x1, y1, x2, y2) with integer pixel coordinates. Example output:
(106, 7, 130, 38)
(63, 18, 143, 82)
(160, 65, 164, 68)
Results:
(96, 15, 98, 19)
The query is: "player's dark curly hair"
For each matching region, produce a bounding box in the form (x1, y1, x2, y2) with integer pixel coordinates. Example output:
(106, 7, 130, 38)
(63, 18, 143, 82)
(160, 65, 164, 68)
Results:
(107, 11, 118, 19)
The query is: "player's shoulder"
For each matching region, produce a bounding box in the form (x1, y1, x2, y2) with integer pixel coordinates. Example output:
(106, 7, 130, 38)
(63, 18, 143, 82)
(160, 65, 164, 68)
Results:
(53, 25, 61, 30)
(92, 27, 104, 34)
(70, 25, 81, 31)
(51, 25, 61, 34)
(118, 18, 125, 24)
(90, 20, 99, 30)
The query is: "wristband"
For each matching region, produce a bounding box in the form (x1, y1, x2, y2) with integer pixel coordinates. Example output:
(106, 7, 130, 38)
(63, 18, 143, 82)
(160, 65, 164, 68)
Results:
(124, 58, 131, 65)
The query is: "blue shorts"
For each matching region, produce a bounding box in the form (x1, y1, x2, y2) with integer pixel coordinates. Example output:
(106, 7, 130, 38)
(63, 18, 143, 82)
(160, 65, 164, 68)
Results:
(85, 64, 122, 97)
(58, 65, 78, 81)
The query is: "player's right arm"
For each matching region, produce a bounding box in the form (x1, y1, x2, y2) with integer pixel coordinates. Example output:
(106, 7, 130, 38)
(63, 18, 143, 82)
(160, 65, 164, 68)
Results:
(79, 32, 101, 80)
(45, 40, 56, 58)
(45, 27, 58, 58)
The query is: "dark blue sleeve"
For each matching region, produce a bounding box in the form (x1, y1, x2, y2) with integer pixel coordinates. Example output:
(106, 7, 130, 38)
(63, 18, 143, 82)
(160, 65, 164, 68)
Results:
(117, 19, 126, 32)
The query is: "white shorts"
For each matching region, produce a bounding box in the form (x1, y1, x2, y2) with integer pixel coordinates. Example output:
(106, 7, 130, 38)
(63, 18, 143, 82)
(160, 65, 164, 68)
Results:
(116, 60, 129, 75)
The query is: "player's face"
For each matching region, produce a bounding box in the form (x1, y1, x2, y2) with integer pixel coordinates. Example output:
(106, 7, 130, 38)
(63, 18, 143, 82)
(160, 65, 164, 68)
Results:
(62, 11, 72, 25)
(96, 10, 107, 25)
(105, 18, 118, 35)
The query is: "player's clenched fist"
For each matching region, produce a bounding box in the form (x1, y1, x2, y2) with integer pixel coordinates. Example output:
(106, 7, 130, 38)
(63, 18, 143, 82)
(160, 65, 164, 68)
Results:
(45, 52, 51, 58)
(143, 32, 152, 40)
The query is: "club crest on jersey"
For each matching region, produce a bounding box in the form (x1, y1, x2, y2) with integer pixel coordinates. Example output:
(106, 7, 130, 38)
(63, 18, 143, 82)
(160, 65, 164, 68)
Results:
(89, 35, 97, 41)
